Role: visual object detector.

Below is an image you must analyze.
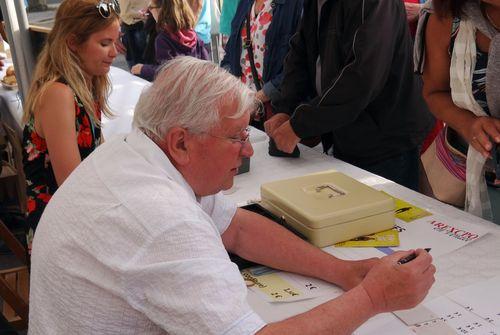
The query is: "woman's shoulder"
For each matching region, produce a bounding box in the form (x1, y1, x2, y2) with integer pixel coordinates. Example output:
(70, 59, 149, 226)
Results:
(35, 81, 76, 117)
(41, 81, 75, 102)
(426, 12, 454, 47)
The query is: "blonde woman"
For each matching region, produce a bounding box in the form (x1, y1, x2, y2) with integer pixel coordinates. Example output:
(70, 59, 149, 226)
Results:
(22, 0, 120, 238)
(131, 0, 208, 81)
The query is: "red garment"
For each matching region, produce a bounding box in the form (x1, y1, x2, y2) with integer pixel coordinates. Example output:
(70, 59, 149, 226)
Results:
(165, 27, 198, 48)
(405, 0, 419, 37)
(420, 120, 445, 155)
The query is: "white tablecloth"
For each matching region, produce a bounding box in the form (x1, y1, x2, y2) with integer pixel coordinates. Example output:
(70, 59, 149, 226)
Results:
(104, 66, 149, 138)
(225, 133, 500, 328)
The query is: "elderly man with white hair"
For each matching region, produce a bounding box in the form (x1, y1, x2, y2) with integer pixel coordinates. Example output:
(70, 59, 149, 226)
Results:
(29, 57, 435, 335)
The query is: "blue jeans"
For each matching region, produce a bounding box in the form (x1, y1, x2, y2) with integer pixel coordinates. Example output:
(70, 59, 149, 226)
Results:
(121, 22, 147, 68)
(357, 148, 420, 191)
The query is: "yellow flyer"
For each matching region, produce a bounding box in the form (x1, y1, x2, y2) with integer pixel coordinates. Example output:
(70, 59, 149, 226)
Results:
(382, 192, 432, 222)
(242, 270, 303, 302)
(335, 228, 400, 247)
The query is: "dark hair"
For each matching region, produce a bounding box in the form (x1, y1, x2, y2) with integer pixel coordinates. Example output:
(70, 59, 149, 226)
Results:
(433, 0, 472, 18)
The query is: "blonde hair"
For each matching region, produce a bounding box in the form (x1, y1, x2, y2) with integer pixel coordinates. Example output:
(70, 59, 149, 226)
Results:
(157, 0, 197, 32)
(23, 0, 118, 124)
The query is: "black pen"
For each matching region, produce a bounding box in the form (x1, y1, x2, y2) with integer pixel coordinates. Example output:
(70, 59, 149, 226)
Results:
(397, 248, 431, 265)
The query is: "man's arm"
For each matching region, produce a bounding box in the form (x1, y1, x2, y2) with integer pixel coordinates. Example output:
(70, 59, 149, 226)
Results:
(258, 249, 434, 334)
(222, 208, 378, 290)
(223, 213, 435, 334)
(288, 0, 406, 139)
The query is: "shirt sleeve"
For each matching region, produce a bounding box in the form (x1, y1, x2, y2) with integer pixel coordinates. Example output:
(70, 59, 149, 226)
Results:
(289, 0, 404, 138)
(123, 219, 266, 334)
(200, 192, 237, 234)
(139, 64, 158, 81)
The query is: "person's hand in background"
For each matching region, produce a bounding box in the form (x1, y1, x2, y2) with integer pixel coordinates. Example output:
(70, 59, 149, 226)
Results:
(131, 63, 144, 75)
(264, 113, 289, 136)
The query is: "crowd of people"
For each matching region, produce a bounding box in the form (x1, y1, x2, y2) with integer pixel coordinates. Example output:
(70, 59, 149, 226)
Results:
(4, 0, 499, 333)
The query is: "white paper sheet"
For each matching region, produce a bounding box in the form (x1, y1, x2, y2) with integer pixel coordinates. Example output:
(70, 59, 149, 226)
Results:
(354, 313, 414, 335)
(419, 296, 500, 335)
(391, 215, 490, 258)
(447, 275, 500, 327)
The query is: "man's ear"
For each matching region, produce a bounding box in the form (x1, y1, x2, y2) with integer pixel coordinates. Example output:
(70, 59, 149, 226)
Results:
(66, 34, 79, 53)
(163, 127, 191, 166)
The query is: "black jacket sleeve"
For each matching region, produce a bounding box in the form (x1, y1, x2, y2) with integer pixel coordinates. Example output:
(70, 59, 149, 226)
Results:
(272, 0, 316, 115)
(289, 0, 405, 138)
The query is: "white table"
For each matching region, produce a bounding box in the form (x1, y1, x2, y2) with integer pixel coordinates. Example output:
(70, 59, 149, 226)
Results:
(104, 66, 149, 138)
(0, 65, 149, 139)
(224, 133, 500, 330)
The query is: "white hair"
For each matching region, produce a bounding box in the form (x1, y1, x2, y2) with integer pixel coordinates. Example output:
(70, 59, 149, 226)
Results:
(133, 57, 257, 140)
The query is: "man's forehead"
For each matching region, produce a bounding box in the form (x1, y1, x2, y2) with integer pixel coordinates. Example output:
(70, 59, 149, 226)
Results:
(217, 100, 251, 129)
(217, 114, 250, 133)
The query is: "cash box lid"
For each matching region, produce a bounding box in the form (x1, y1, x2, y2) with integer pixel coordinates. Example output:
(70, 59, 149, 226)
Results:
(260, 170, 394, 229)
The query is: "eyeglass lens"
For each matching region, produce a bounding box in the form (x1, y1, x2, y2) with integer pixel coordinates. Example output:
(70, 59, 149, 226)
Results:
(97, 0, 121, 18)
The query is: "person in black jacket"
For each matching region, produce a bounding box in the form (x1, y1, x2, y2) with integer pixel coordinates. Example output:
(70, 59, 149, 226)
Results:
(265, 0, 434, 190)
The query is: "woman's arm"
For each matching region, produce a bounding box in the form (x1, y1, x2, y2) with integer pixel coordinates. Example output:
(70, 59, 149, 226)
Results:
(35, 82, 82, 186)
(423, 14, 500, 158)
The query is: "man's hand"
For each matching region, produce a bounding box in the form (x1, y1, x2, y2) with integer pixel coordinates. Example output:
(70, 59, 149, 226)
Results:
(335, 258, 380, 291)
(360, 249, 435, 314)
(131, 63, 144, 75)
(271, 121, 301, 153)
(264, 113, 289, 136)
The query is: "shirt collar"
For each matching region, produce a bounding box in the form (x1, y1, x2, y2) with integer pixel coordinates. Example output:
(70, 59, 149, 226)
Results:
(124, 128, 198, 202)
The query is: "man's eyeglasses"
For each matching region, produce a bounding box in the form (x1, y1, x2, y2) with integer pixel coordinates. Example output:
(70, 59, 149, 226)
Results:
(96, 0, 121, 18)
(206, 127, 251, 146)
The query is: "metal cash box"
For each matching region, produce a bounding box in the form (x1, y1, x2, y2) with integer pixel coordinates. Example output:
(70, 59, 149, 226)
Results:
(260, 171, 395, 247)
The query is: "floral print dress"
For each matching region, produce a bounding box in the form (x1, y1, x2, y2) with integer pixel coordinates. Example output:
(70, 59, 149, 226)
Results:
(22, 91, 102, 238)
(239, 0, 274, 90)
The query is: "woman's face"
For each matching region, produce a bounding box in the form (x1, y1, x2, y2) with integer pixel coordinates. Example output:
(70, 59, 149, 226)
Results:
(72, 19, 120, 78)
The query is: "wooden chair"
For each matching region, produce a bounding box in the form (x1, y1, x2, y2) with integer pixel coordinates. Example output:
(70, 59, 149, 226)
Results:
(0, 218, 29, 330)
(0, 121, 29, 331)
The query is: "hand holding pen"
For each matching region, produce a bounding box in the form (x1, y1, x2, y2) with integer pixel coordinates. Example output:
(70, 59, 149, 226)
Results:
(397, 248, 431, 265)
(360, 249, 436, 313)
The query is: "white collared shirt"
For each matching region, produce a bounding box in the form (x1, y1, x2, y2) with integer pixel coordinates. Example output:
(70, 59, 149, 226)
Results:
(29, 129, 266, 335)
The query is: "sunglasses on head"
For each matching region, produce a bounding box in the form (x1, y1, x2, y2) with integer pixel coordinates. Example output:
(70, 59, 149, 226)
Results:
(96, 0, 121, 18)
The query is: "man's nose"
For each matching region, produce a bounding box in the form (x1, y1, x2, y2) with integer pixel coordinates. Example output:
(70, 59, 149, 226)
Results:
(241, 140, 254, 158)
